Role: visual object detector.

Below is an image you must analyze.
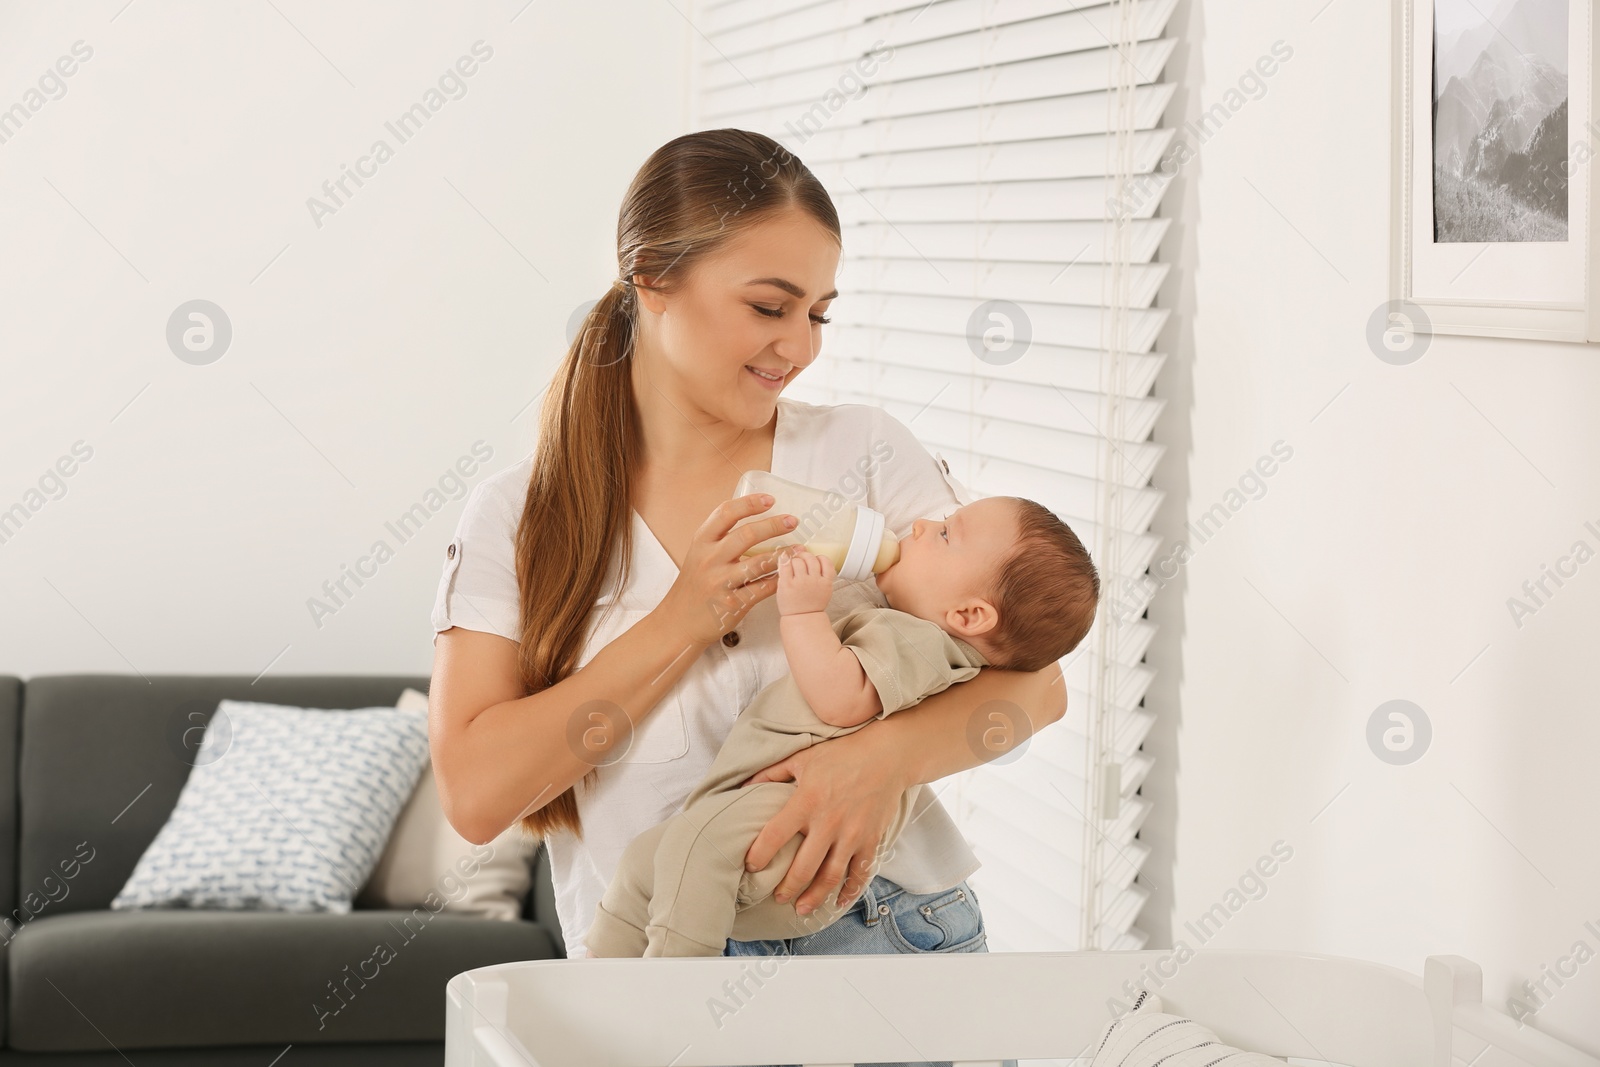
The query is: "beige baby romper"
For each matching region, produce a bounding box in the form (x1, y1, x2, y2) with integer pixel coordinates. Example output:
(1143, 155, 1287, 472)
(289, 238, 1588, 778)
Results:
(586, 604, 988, 957)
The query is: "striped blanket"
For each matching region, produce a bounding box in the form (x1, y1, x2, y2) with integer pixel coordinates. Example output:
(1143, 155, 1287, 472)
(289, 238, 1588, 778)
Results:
(1091, 992, 1287, 1066)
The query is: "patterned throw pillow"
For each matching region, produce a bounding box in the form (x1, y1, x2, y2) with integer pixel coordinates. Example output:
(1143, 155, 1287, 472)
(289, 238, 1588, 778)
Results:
(1091, 990, 1288, 1066)
(111, 698, 431, 913)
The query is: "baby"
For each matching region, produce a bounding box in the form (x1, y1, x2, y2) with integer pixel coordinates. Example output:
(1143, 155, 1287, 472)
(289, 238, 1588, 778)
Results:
(585, 493, 1100, 958)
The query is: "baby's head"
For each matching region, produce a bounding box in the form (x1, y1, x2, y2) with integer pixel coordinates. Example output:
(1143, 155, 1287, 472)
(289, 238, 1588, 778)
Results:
(875, 496, 1100, 671)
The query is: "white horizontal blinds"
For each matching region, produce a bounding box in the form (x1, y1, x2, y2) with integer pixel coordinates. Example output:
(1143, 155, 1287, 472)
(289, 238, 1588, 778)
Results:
(689, 0, 1175, 952)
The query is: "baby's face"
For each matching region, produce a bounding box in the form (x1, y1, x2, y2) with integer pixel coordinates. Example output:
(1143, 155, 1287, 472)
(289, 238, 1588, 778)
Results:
(875, 496, 1019, 629)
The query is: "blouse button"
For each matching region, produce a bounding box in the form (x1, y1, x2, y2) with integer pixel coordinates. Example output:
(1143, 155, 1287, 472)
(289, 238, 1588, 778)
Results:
(446, 543, 456, 559)
(721, 629, 741, 647)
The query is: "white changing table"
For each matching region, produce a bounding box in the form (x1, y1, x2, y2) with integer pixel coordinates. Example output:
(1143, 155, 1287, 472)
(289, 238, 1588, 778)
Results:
(444, 949, 1599, 1067)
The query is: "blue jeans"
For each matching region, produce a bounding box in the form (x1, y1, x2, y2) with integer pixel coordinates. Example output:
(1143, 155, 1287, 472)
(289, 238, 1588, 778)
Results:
(722, 874, 1018, 1067)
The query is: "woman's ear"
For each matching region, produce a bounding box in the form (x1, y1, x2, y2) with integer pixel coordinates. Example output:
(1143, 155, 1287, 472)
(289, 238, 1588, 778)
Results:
(632, 273, 668, 314)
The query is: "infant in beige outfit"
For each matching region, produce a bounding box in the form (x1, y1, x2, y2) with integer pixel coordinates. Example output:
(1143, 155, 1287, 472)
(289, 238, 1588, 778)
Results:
(586, 493, 1099, 957)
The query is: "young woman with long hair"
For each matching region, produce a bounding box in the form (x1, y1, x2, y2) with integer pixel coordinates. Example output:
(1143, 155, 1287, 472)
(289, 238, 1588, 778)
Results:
(429, 129, 1062, 1061)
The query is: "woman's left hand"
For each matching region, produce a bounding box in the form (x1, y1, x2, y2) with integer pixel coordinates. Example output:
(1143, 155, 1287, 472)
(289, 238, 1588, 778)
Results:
(739, 723, 907, 915)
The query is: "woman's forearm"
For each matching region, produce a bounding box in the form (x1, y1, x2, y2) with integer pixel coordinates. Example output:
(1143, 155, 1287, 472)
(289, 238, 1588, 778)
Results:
(872, 662, 1067, 788)
(431, 608, 712, 843)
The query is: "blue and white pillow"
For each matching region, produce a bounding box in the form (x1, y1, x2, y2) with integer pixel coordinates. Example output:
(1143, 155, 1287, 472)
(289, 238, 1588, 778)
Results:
(112, 698, 430, 914)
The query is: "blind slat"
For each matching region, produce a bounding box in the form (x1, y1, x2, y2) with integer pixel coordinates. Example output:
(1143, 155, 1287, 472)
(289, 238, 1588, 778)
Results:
(822, 330, 1167, 393)
(828, 387, 1162, 462)
(834, 173, 1175, 225)
(829, 293, 1169, 352)
(732, 85, 1176, 160)
(841, 258, 1171, 307)
(842, 217, 1169, 265)
(700, 0, 1181, 92)
(814, 131, 1175, 187)
(700, 38, 1178, 117)
(702, 0, 1121, 38)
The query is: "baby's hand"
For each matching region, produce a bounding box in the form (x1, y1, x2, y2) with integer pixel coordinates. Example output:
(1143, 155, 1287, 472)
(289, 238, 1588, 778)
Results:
(776, 547, 836, 616)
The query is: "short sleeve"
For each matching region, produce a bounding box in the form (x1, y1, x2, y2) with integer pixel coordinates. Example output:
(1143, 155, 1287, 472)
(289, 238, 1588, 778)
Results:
(430, 476, 523, 645)
(836, 607, 984, 719)
(863, 405, 981, 541)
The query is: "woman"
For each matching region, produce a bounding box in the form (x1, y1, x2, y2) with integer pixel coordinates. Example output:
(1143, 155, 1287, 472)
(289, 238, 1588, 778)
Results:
(429, 129, 1060, 1066)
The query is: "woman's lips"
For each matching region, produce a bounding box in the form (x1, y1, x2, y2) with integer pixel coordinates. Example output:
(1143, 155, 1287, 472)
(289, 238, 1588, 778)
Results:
(745, 365, 784, 388)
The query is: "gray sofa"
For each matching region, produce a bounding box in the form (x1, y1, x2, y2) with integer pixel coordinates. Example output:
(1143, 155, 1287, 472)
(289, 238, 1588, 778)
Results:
(0, 674, 565, 1065)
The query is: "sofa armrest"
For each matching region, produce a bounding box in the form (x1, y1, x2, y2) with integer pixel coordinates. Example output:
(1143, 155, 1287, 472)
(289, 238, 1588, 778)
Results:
(0, 675, 21, 1046)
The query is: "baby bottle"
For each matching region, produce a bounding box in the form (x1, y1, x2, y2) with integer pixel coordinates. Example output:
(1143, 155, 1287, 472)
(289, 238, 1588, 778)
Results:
(730, 470, 900, 582)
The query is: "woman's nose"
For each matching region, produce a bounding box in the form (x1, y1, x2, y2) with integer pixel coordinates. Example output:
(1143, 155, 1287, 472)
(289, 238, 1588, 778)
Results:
(776, 316, 821, 367)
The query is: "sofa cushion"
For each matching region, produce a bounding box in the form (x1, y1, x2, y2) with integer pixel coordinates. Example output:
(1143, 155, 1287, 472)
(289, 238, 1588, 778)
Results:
(7, 907, 555, 1051)
(356, 688, 537, 921)
(18, 674, 433, 917)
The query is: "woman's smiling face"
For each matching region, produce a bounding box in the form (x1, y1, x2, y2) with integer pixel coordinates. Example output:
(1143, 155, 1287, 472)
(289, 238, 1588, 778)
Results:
(631, 208, 840, 428)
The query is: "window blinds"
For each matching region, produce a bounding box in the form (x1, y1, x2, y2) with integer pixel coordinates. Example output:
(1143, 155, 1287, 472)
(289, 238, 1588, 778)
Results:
(688, 0, 1175, 952)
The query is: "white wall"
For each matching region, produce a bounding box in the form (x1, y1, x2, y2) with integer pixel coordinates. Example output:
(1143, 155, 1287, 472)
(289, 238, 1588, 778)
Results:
(1143, 0, 1600, 1052)
(0, 2, 689, 676)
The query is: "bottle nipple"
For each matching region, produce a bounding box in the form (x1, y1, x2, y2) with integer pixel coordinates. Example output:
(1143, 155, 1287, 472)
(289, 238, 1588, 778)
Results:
(872, 535, 901, 574)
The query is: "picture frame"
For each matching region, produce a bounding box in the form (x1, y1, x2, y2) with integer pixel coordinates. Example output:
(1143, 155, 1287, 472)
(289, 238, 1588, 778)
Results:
(1391, 0, 1599, 344)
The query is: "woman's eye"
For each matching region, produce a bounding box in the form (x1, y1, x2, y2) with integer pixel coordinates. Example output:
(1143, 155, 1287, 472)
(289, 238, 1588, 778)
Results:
(941, 525, 949, 541)
(754, 305, 832, 325)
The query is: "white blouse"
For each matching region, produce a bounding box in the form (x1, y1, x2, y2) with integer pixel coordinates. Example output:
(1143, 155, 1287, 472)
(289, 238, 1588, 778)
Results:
(430, 396, 983, 959)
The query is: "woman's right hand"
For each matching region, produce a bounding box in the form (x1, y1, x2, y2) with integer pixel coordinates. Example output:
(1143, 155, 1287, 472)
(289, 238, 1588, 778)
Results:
(658, 492, 797, 647)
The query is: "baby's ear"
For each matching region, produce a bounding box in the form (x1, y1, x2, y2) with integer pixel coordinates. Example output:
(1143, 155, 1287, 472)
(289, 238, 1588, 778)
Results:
(948, 599, 999, 639)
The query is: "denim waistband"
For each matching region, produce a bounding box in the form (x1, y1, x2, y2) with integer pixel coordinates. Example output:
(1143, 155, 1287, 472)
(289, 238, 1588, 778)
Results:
(857, 873, 909, 923)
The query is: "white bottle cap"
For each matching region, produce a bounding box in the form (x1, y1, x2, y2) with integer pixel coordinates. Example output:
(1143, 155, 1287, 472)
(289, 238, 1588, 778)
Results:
(839, 505, 886, 583)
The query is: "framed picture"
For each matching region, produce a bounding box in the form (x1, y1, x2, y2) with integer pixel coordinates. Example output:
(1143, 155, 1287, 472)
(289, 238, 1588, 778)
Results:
(1391, 0, 1598, 343)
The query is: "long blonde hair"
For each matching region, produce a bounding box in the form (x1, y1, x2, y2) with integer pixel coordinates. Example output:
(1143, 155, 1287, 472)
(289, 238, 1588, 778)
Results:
(514, 129, 840, 841)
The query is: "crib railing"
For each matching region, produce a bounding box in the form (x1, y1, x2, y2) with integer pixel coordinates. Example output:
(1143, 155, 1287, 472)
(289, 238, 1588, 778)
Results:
(1427, 955, 1600, 1067)
(445, 949, 1460, 1066)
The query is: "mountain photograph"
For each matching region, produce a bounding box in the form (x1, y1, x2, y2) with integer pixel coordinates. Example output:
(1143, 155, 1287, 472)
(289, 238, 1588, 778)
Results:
(1432, 0, 1568, 242)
